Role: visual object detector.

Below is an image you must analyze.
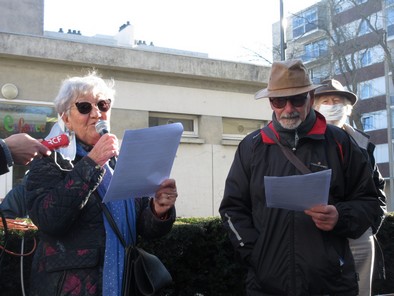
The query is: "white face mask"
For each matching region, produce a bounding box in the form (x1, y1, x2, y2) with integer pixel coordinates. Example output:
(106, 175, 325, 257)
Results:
(318, 103, 347, 121)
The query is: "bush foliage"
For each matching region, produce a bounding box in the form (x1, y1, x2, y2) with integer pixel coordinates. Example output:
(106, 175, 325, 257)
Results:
(138, 217, 247, 296)
(140, 215, 394, 296)
(1, 214, 393, 295)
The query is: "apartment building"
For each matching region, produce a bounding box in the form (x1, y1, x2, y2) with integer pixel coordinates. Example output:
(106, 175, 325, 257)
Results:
(273, 0, 394, 210)
(0, 0, 271, 217)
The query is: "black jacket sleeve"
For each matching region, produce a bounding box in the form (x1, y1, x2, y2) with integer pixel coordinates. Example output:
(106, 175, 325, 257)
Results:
(0, 183, 27, 218)
(0, 144, 10, 175)
(366, 141, 386, 233)
(219, 133, 260, 263)
(136, 197, 176, 240)
(329, 129, 385, 239)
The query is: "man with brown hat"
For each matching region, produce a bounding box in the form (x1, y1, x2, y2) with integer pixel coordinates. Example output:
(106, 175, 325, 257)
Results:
(219, 60, 384, 295)
(314, 79, 386, 296)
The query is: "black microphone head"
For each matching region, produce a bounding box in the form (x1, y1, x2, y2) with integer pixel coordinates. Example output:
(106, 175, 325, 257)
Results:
(95, 120, 110, 135)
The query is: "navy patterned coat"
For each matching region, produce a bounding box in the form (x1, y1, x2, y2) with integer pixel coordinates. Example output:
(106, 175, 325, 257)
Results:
(26, 149, 175, 296)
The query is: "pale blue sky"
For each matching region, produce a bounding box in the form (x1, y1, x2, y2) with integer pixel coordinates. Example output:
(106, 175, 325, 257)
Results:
(44, 0, 319, 64)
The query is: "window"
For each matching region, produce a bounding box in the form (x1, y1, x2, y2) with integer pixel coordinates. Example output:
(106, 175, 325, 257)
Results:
(292, 7, 318, 38)
(335, 55, 357, 74)
(333, 29, 345, 44)
(222, 118, 265, 140)
(358, 20, 371, 36)
(303, 39, 328, 62)
(0, 102, 56, 139)
(149, 113, 198, 137)
(334, 0, 367, 14)
(0, 100, 57, 185)
(334, 14, 381, 43)
(391, 114, 394, 130)
(374, 144, 388, 164)
(362, 116, 374, 131)
(309, 65, 329, 84)
(387, 6, 394, 38)
(361, 110, 387, 131)
(335, 46, 384, 75)
(334, 59, 345, 75)
(360, 49, 372, 67)
(359, 81, 373, 99)
(358, 77, 385, 99)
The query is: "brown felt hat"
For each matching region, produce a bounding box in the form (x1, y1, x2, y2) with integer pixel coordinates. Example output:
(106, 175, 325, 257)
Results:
(314, 79, 358, 105)
(255, 59, 321, 99)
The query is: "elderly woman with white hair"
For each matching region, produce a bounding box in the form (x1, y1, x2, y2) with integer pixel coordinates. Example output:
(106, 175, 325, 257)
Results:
(26, 71, 178, 296)
(314, 79, 386, 296)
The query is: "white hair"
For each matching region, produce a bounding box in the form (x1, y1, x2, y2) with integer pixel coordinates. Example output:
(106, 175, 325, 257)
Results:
(54, 70, 115, 115)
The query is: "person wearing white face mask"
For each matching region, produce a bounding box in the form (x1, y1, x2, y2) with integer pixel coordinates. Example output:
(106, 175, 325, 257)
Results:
(314, 79, 387, 296)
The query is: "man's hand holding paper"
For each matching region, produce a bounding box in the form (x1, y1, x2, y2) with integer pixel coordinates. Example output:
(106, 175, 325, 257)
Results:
(304, 204, 339, 231)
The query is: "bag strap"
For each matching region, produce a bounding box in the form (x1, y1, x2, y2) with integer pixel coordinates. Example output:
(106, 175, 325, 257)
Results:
(95, 195, 127, 247)
(263, 126, 311, 175)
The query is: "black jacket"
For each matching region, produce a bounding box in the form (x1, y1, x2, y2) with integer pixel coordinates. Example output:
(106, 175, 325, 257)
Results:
(0, 175, 27, 218)
(0, 142, 10, 176)
(219, 112, 383, 296)
(342, 123, 386, 233)
(26, 151, 175, 296)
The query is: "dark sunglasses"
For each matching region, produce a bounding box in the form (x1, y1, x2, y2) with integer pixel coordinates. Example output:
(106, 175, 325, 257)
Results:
(74, 99, 111, 114)
(269, 93, 308, 109)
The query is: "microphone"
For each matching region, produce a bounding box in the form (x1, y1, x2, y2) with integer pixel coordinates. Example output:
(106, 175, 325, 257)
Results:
(42, 134, 70, 150)
(95, 120, 117, 167)
(95, 119, 110, 136)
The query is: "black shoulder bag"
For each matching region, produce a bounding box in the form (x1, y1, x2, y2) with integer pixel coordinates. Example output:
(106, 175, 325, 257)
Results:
(97, 196, 173, 296)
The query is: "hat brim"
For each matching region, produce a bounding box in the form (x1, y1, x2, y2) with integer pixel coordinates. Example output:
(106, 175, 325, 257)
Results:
(314, 90, 358, 105)
(255, 84, 321, 100)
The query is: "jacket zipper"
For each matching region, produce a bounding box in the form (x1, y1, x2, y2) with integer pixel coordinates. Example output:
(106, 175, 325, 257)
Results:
(290, 211, 296, 294)
(56, 270, 66, 296)
(294, 130, 299, 150)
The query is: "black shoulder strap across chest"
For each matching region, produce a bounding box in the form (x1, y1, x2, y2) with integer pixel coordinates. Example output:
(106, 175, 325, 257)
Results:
(262, 126, 311, 175)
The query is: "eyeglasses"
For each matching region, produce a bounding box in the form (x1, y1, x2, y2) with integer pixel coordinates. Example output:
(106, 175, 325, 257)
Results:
(74, 99, 111, 114)
(269, 93, 308, 109)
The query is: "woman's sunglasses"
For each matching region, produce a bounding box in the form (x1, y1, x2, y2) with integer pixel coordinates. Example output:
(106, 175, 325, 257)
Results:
(269, 93, 308, 109)
(75, 99, 111, 114)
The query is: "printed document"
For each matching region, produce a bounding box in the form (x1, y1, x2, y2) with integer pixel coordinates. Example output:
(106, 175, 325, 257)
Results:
(103, 123, 183, 202)
(264, 169, 332, 211)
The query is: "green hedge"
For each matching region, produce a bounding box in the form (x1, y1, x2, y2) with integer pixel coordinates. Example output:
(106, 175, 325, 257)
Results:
(140, 214, 394, 296)
(139, 217, 247, 296)
(1, 214, 393, 295)
(0, 231, 35, 295)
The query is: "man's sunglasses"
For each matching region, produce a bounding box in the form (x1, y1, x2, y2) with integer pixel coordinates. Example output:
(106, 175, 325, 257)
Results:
(75, 99, 111, 114)
(269, 93, 308, 109)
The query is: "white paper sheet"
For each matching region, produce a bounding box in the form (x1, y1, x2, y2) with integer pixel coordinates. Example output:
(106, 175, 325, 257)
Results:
(264, 169, 332, 211)
(103, 123, 183, 202)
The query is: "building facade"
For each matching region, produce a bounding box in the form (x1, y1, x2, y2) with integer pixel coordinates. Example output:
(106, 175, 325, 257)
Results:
(273, 0, 394, 210)
(0, 0, 271, 217)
